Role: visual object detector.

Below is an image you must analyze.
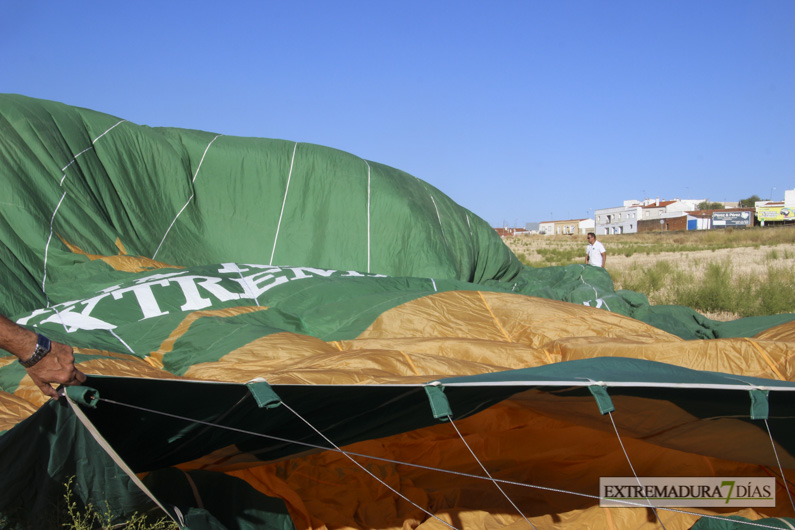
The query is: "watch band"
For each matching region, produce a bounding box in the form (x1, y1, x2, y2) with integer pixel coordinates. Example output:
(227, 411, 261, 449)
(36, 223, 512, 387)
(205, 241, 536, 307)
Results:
(19, 333, 52, 368)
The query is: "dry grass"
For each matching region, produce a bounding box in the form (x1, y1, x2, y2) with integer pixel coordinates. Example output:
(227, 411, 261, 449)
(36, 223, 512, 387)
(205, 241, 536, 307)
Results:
(505, 227, 795, 320)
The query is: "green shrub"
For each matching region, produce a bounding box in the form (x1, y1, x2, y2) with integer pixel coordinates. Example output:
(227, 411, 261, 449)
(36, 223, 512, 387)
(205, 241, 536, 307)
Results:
(750, 266, 795, 316)
(673, 262, 736, 313)
(63, 477, 177, 530)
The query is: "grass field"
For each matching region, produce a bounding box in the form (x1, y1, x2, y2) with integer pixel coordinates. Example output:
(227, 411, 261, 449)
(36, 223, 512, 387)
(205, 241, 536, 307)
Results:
(504, 226, 795, 321)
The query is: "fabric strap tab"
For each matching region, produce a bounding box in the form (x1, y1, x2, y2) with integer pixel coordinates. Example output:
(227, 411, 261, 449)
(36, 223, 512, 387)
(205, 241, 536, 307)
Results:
(246, 381, 282, 409)
(424, 384, 453, 420)
(588, 385, 615, 415)
(750, 389, 770, 420)
(65, 385, 100, 409)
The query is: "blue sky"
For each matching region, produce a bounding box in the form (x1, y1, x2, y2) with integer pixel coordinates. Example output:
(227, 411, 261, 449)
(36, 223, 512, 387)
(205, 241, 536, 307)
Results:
(3, 1, 794, 227)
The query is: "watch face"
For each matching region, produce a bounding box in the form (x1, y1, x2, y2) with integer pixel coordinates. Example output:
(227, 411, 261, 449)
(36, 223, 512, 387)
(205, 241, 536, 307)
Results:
(36, 334, 51, 354)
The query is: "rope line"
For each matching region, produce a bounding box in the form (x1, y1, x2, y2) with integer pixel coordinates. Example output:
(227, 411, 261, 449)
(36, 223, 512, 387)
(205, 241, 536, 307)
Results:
(42, 191, 67, 305)
(447, 415, 536, 528)
(271, 142, 298, 266)
(42, 119, 127, 302)
(279, 401, 458, 529)
(152, 134, 221, 260)
(429, 195, 452, 258)
(108, 329, 136, 355)
(608, 410, 668, 529)
(765, 419, 795, 513)
(91, 396, 788, 529)
(365, 160, 371, 273)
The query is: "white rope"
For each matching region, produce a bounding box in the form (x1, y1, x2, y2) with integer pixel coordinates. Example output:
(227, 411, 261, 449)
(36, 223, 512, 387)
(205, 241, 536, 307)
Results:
(764, 419, 795, 513)
(430, 195, 449, 246)
(92, 397, 788, 529)
(365, 160, 371, 274)
(152, 134, 221, 260)
(278, 401, 458, 529)
(42, 191, 67, 306)
(447, 415, 536, 528)
(270, 142, 298, 266)
(40, 118, 125, 302)
(108, 329, 136, 355)
(91, 119, 127, 144)
(608, 410, 668, 529)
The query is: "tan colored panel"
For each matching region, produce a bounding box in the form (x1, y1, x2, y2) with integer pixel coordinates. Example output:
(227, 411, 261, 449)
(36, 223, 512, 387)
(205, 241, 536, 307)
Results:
(546, 337, 795, 380)
(58, 235, 180, 272)
(338, 337, 555, 371)
(755, 320, 795, 342)
(0, 392, 38, 432)
(357, 291, 678, 349)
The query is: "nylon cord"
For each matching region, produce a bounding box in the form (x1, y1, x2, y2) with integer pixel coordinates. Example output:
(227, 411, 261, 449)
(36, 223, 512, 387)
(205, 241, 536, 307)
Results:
(278, 400, 459, 530)
(447, 415, 537, 529)
(92, 396, 788, 529)
(765, 418, 795, 514)
(608, 410, 668, 530)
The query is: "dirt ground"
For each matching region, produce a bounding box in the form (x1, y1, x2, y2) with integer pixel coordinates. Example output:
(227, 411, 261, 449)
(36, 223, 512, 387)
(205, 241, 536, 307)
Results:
(606, 244, 795, 278)
(505, 236, 795, 321)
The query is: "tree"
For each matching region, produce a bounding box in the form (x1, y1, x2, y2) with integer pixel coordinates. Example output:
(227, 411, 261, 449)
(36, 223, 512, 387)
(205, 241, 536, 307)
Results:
(739, 195, 762, 208)
(697, 201, 725, 210)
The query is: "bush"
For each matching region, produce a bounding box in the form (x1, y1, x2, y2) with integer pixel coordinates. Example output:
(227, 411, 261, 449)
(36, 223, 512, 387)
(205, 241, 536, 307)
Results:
(63, 477, 177, 530)
(674, 263, 736, 314)
(751, 266, 795, 316)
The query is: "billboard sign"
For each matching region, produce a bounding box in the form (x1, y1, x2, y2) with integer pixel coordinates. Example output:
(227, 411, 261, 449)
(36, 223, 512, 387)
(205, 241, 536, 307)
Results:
(712, 211, 752, 228)
(757, 207, 795, 222)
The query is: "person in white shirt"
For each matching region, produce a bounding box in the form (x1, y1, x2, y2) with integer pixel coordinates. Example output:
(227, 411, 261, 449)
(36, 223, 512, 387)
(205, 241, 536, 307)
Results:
(585, 232, 606, 267)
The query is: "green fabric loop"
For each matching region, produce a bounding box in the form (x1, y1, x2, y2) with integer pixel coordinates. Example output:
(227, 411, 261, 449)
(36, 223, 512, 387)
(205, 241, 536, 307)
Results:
(246, 381, 282, 409)
(65, 385, 100, 408)
(588, 385, 615, 415)
(749, 389, 769, 420)
(424, 384, 453, 421)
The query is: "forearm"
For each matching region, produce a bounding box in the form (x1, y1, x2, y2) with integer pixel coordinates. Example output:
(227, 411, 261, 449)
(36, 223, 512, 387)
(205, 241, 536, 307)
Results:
(0, 314, 37, 360)
(0, 314, 86, 399)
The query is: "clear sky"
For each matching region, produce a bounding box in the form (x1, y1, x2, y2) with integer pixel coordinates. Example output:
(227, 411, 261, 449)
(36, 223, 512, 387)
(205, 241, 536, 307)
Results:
(3, 1, 794, 227)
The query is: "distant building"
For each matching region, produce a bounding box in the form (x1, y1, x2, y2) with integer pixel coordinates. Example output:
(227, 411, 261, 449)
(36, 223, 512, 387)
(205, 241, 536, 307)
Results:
(578, 218, 595, 234)
(494, 227, 528, 237)
(637, 208, 755, 232)
(594, 204, 642, 235)
(753, 188, 795, 225)
(595, 198, 720, 234)
(539, 221, 554, 235)
(535, 219, 592, 236)
(639, 200, 678, 222)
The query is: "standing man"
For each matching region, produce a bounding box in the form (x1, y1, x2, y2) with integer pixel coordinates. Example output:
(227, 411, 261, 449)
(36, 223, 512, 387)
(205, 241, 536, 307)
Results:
(585, 232, 606, 267)
(0, 314, 85, 399)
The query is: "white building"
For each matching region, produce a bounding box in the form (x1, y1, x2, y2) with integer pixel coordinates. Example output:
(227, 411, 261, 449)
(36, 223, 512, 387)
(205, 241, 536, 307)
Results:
(663, 199, 706, 212)
(594, 203, 642, 235)
(538, 221, 555, 235)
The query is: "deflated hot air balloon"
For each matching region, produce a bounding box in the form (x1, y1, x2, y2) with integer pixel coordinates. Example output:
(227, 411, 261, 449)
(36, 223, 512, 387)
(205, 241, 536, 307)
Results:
(1, 95, 794, 529)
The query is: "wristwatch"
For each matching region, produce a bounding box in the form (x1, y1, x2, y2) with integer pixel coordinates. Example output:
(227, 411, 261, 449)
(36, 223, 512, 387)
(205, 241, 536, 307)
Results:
(19, 333, 52, 368)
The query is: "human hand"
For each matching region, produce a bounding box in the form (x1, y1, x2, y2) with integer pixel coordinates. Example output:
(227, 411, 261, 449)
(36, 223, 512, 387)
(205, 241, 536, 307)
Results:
(26, 341, 86, 400)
